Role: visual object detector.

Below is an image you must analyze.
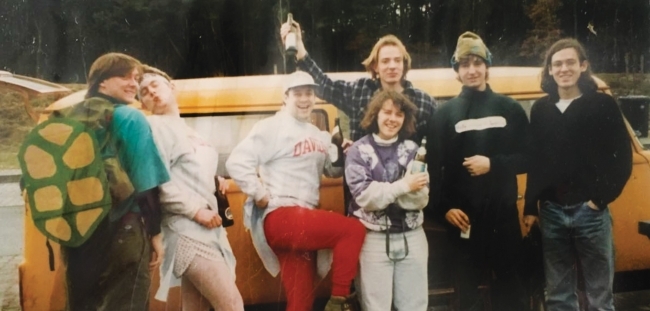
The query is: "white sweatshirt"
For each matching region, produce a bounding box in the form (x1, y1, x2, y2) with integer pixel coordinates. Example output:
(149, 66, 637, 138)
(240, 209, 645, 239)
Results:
(227, 109, 342, 208)
(226, 109, 341, 277)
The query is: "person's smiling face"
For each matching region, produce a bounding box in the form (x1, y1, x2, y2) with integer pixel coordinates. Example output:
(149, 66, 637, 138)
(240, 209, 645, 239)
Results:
(98, 68, 140, 103)
(284, 85, 316, 122)
(457, 55, 487, 91)
(374, 45, 404, 87)
(376, 99, 405, 140)
(549, 47, 588, 91)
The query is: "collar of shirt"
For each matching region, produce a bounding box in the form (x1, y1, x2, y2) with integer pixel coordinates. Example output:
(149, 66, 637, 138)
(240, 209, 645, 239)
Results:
(93, 92, 127, 106)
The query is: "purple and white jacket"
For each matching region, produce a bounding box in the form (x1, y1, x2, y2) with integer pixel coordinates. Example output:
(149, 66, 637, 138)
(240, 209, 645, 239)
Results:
(345, 134, 429, 233)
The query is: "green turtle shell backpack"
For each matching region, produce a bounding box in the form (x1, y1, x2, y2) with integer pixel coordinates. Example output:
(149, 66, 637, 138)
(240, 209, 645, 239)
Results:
(18, 98, 134, 247)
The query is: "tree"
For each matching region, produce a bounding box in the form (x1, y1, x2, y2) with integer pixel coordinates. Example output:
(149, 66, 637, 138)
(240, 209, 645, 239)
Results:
(520, 0, 563, 61)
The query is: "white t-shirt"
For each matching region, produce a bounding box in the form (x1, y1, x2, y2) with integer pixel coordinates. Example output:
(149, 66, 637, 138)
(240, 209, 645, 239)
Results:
(556, 95, 582, 113)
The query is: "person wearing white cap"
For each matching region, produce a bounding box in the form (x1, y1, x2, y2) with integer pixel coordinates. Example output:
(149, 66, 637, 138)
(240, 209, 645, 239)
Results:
(426, 31, 528, 311)
(138, 65, 244, 311)
(227, 71, 366, 311)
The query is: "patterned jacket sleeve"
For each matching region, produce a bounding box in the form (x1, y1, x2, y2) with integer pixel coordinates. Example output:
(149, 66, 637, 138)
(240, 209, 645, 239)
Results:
(396, 160, 429, 210)
(406, 88, 438, 141)
(298, 54, 357, 116)
(345, 142, 410, 212)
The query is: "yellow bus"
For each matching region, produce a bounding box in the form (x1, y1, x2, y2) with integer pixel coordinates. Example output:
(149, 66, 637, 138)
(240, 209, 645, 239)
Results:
(7, 67, 650, 310)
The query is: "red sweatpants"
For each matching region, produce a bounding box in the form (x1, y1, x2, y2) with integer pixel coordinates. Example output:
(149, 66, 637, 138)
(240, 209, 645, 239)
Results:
(264, 206, 366, 311)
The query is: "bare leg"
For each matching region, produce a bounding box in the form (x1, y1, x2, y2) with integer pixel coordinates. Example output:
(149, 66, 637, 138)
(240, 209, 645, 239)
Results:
(182, 255, 244, 311)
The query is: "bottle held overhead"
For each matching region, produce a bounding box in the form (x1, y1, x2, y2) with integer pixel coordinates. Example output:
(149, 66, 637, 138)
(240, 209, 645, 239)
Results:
(285, 13, 297, 55)
(284, 13, 297, 73)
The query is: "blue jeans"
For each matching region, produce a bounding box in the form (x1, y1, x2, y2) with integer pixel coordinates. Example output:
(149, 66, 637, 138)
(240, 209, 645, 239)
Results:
(539, 201, 615, 311)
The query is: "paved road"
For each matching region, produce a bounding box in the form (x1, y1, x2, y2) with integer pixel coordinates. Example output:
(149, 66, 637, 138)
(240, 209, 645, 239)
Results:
(0, 182, 23, 311)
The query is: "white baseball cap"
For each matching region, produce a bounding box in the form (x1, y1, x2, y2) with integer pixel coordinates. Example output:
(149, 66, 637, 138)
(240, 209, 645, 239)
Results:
(284, 71, 317, 93)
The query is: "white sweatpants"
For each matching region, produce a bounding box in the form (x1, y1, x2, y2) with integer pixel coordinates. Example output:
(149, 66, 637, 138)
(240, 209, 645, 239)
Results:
(356, 226, 429, 311)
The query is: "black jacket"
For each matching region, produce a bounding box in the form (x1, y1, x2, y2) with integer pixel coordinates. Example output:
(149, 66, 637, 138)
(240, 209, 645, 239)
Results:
(524, 91, 632, 216)
(426, 85, 529, 223)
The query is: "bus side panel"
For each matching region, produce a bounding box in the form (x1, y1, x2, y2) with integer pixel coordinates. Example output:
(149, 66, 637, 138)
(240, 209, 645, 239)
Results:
(20, 195, 66, 311)
(223, 187, 288, 305)
(611, 151, 650, 272)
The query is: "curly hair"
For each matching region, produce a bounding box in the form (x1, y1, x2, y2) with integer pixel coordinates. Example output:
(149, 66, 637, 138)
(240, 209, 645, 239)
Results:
(360, 90, 418, 139)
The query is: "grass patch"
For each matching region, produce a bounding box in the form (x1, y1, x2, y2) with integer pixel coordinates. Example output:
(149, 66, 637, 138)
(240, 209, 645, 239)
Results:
(597, 73, 650, 98)
(0, 83, 84, 169)
(0, 144, 20, 170)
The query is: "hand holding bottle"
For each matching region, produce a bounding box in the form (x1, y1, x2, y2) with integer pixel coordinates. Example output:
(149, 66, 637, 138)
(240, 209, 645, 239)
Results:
(193, 208, 222, 228)
(216, 176, 229, 195)
(280, 16, 307, 60)
(329, 117, 345, 166)
(403, 172, 428, 192)
(214, 176, 235, 227)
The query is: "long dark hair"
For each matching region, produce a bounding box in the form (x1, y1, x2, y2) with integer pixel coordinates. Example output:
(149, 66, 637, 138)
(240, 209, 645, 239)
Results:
(540, 38, 598, 97)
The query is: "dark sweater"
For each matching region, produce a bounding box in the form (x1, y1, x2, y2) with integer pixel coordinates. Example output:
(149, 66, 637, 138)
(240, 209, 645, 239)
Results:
(523, 91, 632, 216)
(426, 85, 529, 222)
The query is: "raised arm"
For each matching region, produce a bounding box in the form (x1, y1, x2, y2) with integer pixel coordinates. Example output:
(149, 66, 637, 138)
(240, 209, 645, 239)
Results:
(281, 20, 358, 115)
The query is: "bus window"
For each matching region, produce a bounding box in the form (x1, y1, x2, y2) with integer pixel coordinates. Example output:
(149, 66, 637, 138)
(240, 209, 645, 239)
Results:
(310, 109, 329, 131)
(182, 109, 330, 177)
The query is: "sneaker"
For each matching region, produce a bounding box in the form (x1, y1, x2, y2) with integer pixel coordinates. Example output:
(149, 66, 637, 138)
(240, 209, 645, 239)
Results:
(323, 293, 359, 311)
